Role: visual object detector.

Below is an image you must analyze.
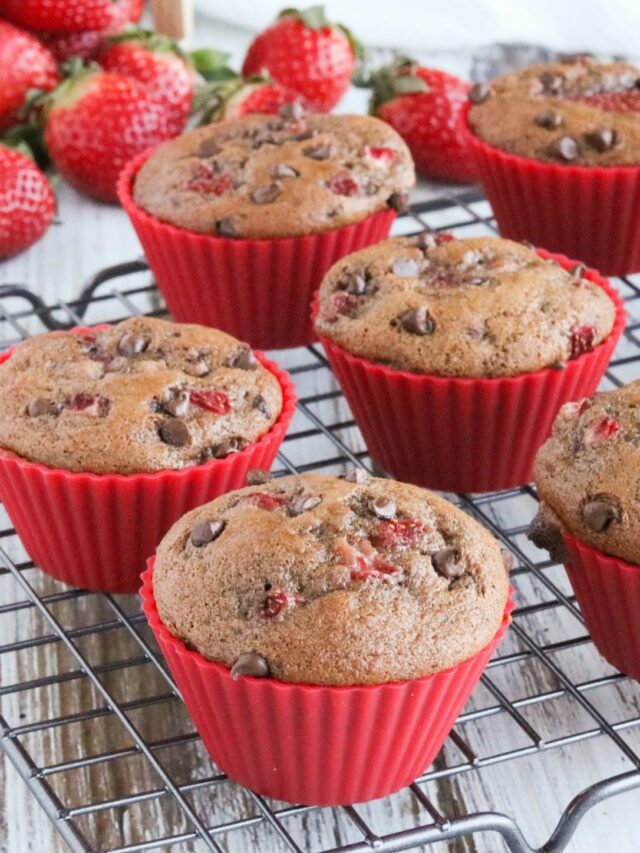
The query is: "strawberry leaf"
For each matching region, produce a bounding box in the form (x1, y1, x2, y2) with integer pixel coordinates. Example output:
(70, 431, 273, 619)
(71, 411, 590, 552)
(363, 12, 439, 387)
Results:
(279, 5, 330, 28)
(190, 48, 234, 81)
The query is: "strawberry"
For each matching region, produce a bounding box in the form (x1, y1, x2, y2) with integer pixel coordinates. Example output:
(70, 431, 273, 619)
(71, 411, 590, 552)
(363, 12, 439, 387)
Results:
(44, 68, 182, 202)
(193, 74, 307, 124)
(244, 492, 289, 510)
(36, 0, 144, 62)
(242, 5, 357, 112)
(371, 518, 425, 550)
(583, 415, 621, 447)
(1, 0, 136, 34)
(370, 59, 474, 183)
(0, 145, 55, 259)
(350, 554, 399, 583)
(261, 591, 304, 618)
(99, 30, 194, 132)
(0, 21, 59, 134)
(569, 324, 596, 360)
(576, 90, 640, 114)
(190, 389, 231, 415)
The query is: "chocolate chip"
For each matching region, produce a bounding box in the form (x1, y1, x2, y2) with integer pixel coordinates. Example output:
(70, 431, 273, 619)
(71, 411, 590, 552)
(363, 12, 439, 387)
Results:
(289, 494, 322, 516)
(415, 231, 437, 250)
(582, 494, 621, 533)
(271, 163, 299, 179)
(568, 263, 586, 279)
(539, 72, 563, 94)
(303, 143, 332, 160)
(535, 110, 563, 129)
(468, 82, 490, 104)
(337, 273, 366, 295)
(584, 127, 618, 152)
(159, 418, 190, 447)
(247, 468, 273, 485)
(226, 345, 257, 370)
(251, 183, 282, 204)
(195, 137, 221, 158)
(548, 136, 579, 161)
(500, 547, 514, 573)
(118, 331, 150, 357)
(185, 358, 210, 377)
(27, 397, 58, 417)
(528, 506, 567, 563)
(252, 395, 270, 417)
(343, 467, 369, 484)
(278, 101, 304, 121)
(163, 390, 190, 417)
(371, 495, 396, 520)
(230, 651, 270, 679)
(216, 217, 236, 238)
(391, 257, 419, 277)
(432, 546, 464, 579)
(387, 191, 409, 213)
(190, 519, 225, 547)
(398, 306, 436, 336)
(293, 128, 315, 141)
(212, 436, 244, 458)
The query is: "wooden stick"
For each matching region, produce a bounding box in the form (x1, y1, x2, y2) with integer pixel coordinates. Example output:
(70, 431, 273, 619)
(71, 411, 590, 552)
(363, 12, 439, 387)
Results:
(150, 0, 194, 40)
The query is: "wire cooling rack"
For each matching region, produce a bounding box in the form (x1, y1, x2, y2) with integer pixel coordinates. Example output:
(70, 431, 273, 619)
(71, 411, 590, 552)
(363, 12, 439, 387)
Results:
(1, 190, 640, 853)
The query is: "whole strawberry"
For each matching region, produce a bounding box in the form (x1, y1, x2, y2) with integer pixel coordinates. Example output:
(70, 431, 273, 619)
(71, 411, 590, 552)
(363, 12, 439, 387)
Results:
(0, 21, 59, 133)
(37, 0, 144, 62)
(1, 0, 135, 33)
(194, 75, 308, 123)
(0, 145, 55, 259)
(370, 59, 474, 183)
(100, 31, 194, 132)
(242, 5, 357, 112)
(45, 69, 182, 202)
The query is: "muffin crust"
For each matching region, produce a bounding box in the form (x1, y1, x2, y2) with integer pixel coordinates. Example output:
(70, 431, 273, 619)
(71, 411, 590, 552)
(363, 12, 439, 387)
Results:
(154, 472, 510, 686)
(0, 317, 282, 474)
(315, 234, 616, 377)
(468, 59, 640, 166)
(133, 112, 415, 239)
(531, 381, 640, 565)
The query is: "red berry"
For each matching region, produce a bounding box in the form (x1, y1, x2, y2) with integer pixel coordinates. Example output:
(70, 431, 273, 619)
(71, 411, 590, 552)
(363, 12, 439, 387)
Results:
(569, 324, 596, 360)
(576, 90, 640, 114)
(262, 591, 303, 618)
(322, 292, 359, 323)
(584, 415, 621, 447)
(363, 145, 397, 166)
(244, 492, 289, 511)
(0, 146, 55, 260)
(187, 165, 233, 195)
(242, 6, 356, 112)
(100, 32, 193, 132)
(562, 397, 593, 419)
(36, 0, 143, 61)
(371, 518, 426, 550)
(0, 21, 59, 134)
(2, 0, 137, 33)
(325, 172, 359, 196)
(350, 554, 399, 583)
(190, 389, 231, 415)
(214, 80, 308, 121)
(45, 70, 181, 202)
(67, 393, 110, 417)
(371, 61, 474, 183)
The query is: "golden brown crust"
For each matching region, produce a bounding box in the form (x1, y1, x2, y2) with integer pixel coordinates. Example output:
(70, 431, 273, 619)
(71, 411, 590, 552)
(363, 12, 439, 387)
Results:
(154, 473, 509, 686)
(468, 59, 640, 166)
(314, 235, 616, 378)
(0, 317, 282, 474)
(133, 113, 415, 239)
(532, 381, 640, 565)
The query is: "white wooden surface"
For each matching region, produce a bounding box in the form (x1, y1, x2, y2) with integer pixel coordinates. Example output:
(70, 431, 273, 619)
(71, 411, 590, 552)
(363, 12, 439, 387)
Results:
(1, 12, 640, 853)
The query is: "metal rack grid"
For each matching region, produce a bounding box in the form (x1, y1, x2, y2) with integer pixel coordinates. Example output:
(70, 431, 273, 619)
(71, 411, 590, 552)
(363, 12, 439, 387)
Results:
(1, 190, 640, 853)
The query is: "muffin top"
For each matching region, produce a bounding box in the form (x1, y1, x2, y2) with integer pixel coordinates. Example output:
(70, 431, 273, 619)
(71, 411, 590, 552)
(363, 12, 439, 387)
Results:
(133, 110, 415, 239)
(0, 317, 283, 475)
(531, 381, 640, 566)
(314, 234, 616, 378)
(468, 59, 640, 167)
(153, 471, 510, 686)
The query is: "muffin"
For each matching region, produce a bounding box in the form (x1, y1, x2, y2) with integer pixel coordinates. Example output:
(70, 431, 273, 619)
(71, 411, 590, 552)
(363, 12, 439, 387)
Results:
(0, 317, 296, 591)
(466, 58, 640, 275)
(119, 108, 415, 349)
(314, 233, 625, 492)
(142, 471, 512, 804)
(530, 381, 640, 679)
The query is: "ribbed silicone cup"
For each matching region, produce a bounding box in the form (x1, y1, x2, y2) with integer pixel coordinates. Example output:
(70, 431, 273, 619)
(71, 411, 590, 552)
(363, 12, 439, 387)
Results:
(117, 151, 397, 351)
(141, 560, 513, 806)
(465, 104, 640, 276)
(0, 328, 297, 593)
(563, 532, 640, 681)
(314, 251, 625, 493)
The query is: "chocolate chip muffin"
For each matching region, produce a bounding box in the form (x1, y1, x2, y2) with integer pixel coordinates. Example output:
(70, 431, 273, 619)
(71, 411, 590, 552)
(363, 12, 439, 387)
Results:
(314, 234, 616, 378)
(133, 110, 415, 240)
(468, 58, 640, 166)
(153, 471, 510, 685)
(0, 317, 283, 475)
(530, 381, 640, 565)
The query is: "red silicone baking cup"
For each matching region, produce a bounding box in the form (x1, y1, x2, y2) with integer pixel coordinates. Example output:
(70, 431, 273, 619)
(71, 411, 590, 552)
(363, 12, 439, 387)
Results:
(117, 150, 397, 351)
(563, 532, 640, 681)
(141, 560, 513, 806)
(0, 327, 297, 593)
(314, 251, 625, 493)
(465, 104, 640, 276)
